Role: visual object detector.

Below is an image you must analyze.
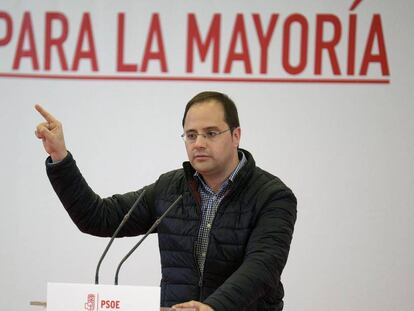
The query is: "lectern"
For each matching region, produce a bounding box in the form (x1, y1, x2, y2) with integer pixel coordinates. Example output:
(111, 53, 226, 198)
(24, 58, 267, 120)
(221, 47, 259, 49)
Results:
(30, 282, 195, 311)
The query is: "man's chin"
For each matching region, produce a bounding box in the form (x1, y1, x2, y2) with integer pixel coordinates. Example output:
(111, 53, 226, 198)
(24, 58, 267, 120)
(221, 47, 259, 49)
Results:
(191, 161, 212, 173)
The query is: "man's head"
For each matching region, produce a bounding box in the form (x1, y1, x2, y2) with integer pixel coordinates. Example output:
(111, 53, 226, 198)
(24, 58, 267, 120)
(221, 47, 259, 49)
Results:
(182, 91, 241, 182)
(182, 91, 240, 130)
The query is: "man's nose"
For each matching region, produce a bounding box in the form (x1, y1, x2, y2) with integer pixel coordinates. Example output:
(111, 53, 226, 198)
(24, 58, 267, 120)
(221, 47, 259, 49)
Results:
(193, 134, 207, 147)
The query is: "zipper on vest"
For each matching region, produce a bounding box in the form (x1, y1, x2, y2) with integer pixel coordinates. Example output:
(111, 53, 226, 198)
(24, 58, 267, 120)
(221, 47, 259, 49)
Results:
(195, 197, 224, 302)
(189, 179, 229, 302)
(191, 198, 203, 301)
(198, 272, 203, 301)
(198, 278, 203, 301)
(193, 243, 204, 301)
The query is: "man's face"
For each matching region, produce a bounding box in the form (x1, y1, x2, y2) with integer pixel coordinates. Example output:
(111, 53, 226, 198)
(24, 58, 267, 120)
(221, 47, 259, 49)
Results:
(183, 100, 240, 178)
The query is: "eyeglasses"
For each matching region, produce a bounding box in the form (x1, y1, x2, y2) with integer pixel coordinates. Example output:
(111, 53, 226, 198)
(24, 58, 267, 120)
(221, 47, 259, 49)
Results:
(181, 128, 232, 143)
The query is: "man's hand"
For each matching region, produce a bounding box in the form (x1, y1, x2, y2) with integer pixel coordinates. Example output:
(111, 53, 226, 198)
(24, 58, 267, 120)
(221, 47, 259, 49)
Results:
(34, 104, 68, 162)
(172, 300, 214, 311)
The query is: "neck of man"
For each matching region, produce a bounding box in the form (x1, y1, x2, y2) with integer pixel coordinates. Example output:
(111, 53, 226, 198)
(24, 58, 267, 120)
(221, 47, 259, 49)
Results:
(201, 152, 240, 193)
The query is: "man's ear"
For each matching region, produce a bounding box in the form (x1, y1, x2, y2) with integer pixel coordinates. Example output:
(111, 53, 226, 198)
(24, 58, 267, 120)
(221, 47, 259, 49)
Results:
(232, 127, 241, 148)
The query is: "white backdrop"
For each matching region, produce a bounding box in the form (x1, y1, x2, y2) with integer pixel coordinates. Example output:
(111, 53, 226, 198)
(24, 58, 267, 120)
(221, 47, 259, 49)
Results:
(1, 1, 413, 310)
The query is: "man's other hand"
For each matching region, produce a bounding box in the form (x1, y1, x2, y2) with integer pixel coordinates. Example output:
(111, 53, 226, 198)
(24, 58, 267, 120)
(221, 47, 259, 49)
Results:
(173, 300, 214, 311)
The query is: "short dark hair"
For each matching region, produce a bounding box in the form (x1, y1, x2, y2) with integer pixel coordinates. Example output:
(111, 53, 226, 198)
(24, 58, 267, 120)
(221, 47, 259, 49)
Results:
(182, 91, 240, 130)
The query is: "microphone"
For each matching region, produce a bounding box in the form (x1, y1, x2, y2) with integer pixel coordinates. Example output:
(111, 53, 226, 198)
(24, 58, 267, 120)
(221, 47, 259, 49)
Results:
(94, 189, 147, 284)
(114, 195, 183, 285)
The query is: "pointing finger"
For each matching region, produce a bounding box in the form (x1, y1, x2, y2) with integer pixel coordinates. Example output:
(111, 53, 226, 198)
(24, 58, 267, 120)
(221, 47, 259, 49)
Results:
(35, 104, 57, 123)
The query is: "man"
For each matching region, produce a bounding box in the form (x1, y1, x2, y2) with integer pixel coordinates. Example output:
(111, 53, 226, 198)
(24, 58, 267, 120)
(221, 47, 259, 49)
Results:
(35, 91, 297, 311)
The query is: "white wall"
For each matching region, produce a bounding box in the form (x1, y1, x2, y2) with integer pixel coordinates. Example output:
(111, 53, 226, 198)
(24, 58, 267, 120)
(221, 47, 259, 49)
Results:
(0, 1, 413, 310)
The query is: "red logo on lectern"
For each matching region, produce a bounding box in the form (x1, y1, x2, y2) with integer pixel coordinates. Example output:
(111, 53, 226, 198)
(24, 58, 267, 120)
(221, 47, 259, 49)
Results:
(85, 294, 96, 311)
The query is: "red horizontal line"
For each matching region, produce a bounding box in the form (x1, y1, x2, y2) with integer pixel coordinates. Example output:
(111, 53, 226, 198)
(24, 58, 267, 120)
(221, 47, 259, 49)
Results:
(0, 73, 390, 84)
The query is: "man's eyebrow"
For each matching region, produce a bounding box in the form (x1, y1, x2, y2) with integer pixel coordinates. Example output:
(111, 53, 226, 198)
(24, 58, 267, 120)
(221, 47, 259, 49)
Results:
(184, 129, 197, 133)
(204, 126, 221, 131)
(185, 126, 221, 133)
